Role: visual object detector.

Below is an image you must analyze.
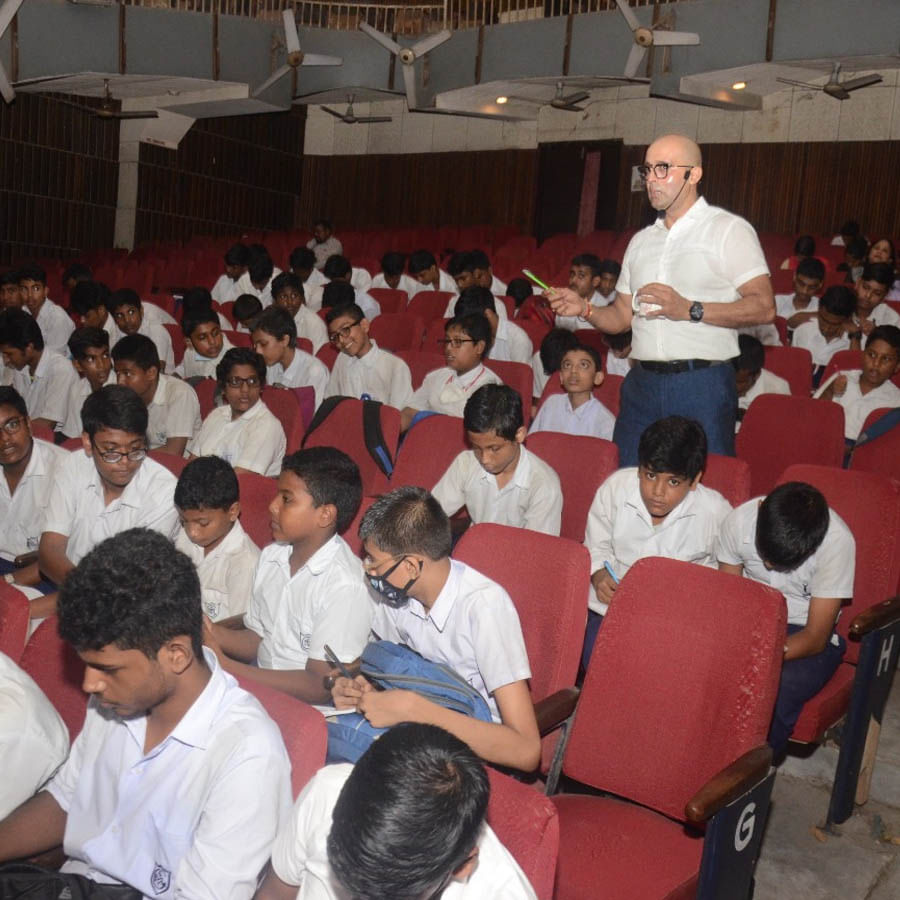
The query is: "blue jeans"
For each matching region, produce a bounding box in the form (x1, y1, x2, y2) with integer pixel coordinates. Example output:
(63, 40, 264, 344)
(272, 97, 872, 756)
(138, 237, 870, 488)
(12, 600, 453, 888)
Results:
(770, 624, 846, 755)
(613, 363, 737, 467)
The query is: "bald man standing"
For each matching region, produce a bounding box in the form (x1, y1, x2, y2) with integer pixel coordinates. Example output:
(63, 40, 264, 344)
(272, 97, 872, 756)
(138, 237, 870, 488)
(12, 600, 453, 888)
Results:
(550, 134, 774, 464)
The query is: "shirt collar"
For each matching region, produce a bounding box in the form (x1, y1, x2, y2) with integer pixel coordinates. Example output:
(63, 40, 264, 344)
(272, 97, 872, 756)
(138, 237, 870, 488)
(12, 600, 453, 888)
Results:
(477, 444, 532, 490)
(149, 374, 170, 408)
(452, 364, 489, 390)
(623, 467, 700, 526)
(408, 558, 463, 632)
(655, 195, 709, 232)
(81, 453, 152, 509)
(566, 395, 598, 418)
(268, 533, 341, 578)
(207, 519, 250, 560)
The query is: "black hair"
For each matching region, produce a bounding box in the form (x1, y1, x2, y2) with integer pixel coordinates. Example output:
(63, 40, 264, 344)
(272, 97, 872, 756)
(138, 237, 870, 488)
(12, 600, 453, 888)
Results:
(271, 271, 303, 300)
(358, 486, 451, 560)
(216, 347, 266, 387)
(0, 271, 18, 287)
(16, 263, 46, 285)
(70, 281, 111, 317)
(322, 281, 356, 310)
(68, 327, 110, 361)
(313, 218, 333, 231)
(108, 288, 141, 314)
(0, 308, 43, 352)
(468, 249, 491, 271)
(839, 219, 861, 239)
(0, 385, 27, 417)
(289, 246, 317, 272)
(328, 722, 489, 900)
(506, 278, 532, 307)
(233, 294, 263, 324)
(81, 384, 148, 439)
(860, 262, 894, 288)
(252, 306, 297, 348)
(224, 243, 250, 267)
(454, 286, 496, 317)
(563, 343, 603, 372)
(58, 528, 203, 660)
(463, 383, 523, 440)
(62, 263, 92, 284)
(796, 257, 826, 282)
(325, 302, 365, 326)
(604, 329, 632, 352)
(570, 253, 602, 277)
(111, 333, 160, 372)
(846, 236, 869, 261)
(820, 285, 856, 318)
(733, 334, 765, 375)
(248, 255, 274, 287)
(323, 255, 352, 281)
(281, 447, 362, 533)
(380, 252, 406, 277)
(793, 235, 816, 258)
(181, 305, 220, 339)
(867, 324, 900, 355)
(446, 251, 473, 279)
(755, 482, 829, 571)
(539, 328, 579, 375)
(175, 455, 240, 512)
(637, 416, 707, 481)
(598, 258, 622, 278)
(181, 288, 215, 320)
(446, 313, 492, 355)
(408, 250, 437, 275)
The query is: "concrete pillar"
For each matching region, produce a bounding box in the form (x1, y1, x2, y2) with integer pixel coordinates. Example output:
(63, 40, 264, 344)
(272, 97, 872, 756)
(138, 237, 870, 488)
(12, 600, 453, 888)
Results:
(113, 120, 144, 251)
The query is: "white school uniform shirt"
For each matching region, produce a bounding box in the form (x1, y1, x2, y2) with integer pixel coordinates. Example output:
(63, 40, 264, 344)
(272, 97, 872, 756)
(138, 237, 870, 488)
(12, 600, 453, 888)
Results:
(716, 499, 855, 637)
(617, 196, 769, 361)
(10, 350, 79, 425)
(350, 266, 372, 293)
(133, 318, 176, 373)
(555, 290, 608, 332)
(244, 535, 374, 669)
(606, 352, 632, 377)
(43, 451, 178, 566)
(146, 373, 202, 449)
(370, 272, 422, 298)
(739, 322, 782, 346)
(173, 335, 235, 380)
(175, 520, 260, 621)
(491, 273, 509, 296)
(531, 349, 549, 399)
(489, 318, 533, 365)
(304, 285, 381, 321)
(211, 273, 240, 305)
(775, 293, 819, 320)
(189, 399, 286, 478)
(294, 304, 329, 353)
(529, 393, 616, 440)
(371, 559, 532, 721)
(0, 651, 70, 820)
(235, 268, 283, 308)
(272, 763, 538, 900)
(585, 467, 732, 615)
(739, 368, 791, 412)
(46, 649, 291, 899)
(859, 302, 900, 329)
(267, 349, 330, 409)
(303, 267, 328, 289)
(815, 370, 900, 440)
(433, 446, 563, 537)
(0, 437, 69, 560)
(791, 320, 851, 367)
(409, 364, 502, 418)
(325, 341, 413, 409)
(33, 299, 75, 354)
(59, 370, 117, 439)
(307, 236, 343, 270)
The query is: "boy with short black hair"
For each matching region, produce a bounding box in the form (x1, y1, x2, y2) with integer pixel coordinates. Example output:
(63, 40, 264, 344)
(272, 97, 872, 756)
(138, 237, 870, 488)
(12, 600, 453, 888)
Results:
(271, 271, 328, 352)
(106, 288, 175, 372)
(556, 253, 606, 331)
(433, 383, 562, 536)
(251, 306, 329, 408)
(309, 255, 379, 320)
(732, 334, 790, 425)
(603, 328, 633, 377)
(330, 486, 540, 772)
(0, 271, 22, 310)
(506, 277, 534, 310)
(791, 285, 861, 380)
(470, 248, 507, 296)
(583, 416, 731, 667)
(454, 286, 533, 364)
(401, 313, 501, 429)
(174, 455, 260, 622)
(18, 263, 74, 355)
(717, 481, 855, 753)
(854, 261, 900, 333)
(59, 327, 116, 439)
(324, 303, 413, 409)
(233, 293, 263, 333)
(206, 447, 373, 704)
(529, 344, 615, 439)
(371, 250, 421, 298)
(321, 281, 356, 312)
(211, 242, 249, 305)
(68, 280, 113, 332)
(112, 333, 201, 455)
(175, 306, 235, 380)
(775, 257, 825, 329)
(235, 244, 281, 307)
(181, 286, 230, 331)
(597, 258, 621, 303)
(289, 245, 327, 290)
(408, 249, 459, 294)
(532, 327, 579, 400)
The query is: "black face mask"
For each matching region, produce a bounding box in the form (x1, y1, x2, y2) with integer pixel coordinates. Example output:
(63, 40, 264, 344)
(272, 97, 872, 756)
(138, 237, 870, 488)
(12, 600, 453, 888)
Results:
(366, 556, 422, 608)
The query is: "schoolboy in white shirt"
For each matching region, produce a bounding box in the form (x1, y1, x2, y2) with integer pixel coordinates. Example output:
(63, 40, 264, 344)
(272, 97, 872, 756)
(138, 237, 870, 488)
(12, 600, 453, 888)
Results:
(0, 529, 292, 898)
(324, 303, 414, 409)
(112, 334, 201, 456)
(401, 313, 502, 430)
(604, 328, 634, 377)
(717, 481, 855, 754)
(854, 262, 900, 335)
(18, 263, 74, 355)
(409, 249, 459, 295)
(175, 307, 235, 381)
(68, 279, 115, 336)
(433, 384, 562, 537)
(555, 254, 609, 331)
(188, 348, 286, 477)
(583, 416, 731, 668)
(330, 486, 540, 772)
(207, 448, 373, 705)
(258, 723, 537, 900)
(251, 307, 329, 409)
(234, 245, 282, 308)
(371, 251, 423, 298)
(531, 328, 579, 401)
(309, 255, 381, 321)
(106, 288, 175, 373)
(210, 242, 249, 305)
(732, 334, 790, 429)
(774, 257, 824, 330)
(174, 456, 260, 622)
(529, 344, 615, 440)
(271, 271, 328, 353)
(791, 286, 860, 381)
(289, 246, 328, 290)
(454, 287, 533, 365)
(59, 327, 117, 440)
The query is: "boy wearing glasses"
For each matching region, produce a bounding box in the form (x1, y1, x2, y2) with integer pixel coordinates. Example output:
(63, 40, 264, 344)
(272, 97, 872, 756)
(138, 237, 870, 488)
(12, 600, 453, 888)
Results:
(323, 303, 413, 409)
(38, 385, 178, 613)
(188, 348, 286, 477)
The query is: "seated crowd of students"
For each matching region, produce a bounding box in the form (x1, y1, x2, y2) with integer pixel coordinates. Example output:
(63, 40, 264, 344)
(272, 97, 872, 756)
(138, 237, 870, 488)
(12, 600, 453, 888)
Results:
(0, 224, 889, 896)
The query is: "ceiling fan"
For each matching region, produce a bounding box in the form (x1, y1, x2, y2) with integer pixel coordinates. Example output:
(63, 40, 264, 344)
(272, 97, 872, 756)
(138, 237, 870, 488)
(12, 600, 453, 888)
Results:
(503, 81, 590, 112)
(0, 0, 27, 103)
(321, 94, 392, 124)
(253, 9, 342, 97)
(776, 62, 883, 100)
(613, 0, 700, 79)
(57, 80, 158, 120)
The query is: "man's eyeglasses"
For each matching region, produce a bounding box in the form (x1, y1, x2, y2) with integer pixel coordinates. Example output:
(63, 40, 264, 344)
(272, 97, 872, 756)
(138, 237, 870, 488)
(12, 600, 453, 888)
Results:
(636, 163, 693, 181)
(0, 416, 25, 435)
(225, 375, 260, 389)
(328, 323, 358, 344)
(91, 440, 147, 464)
(437, 338, 475, 349)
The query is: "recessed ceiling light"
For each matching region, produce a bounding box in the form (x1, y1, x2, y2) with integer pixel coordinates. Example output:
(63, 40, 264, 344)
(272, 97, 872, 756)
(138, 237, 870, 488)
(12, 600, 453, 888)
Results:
(496, 96, 508, 105)
(732, 81, 747, 91)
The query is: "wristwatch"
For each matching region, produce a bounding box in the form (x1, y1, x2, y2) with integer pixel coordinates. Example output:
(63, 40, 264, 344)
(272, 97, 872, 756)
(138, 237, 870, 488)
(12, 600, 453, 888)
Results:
(689, 301, 704, 322)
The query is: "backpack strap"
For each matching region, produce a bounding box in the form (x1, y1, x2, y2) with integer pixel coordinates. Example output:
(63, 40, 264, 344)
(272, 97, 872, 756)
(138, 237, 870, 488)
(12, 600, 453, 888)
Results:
(362, 399, 393, 476)
(301, 395, 349, 447)
(855, 407, 900, 446)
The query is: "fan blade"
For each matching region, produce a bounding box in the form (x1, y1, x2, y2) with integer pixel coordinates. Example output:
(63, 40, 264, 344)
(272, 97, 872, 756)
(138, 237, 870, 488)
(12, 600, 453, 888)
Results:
(0, 0, 25, 39)
(252, 66, 290, 97)
(358, 22, 401, 56)
(411, 29, 451, 59)
(113, 110, 159, 120)
(841, 74, 883, 92)
(0, 63, 13, 104)
(401, 62, 418, 109)
(651, 30, 700, 47)
(776, 77, 820, 90)
(504, 95, 542, 106)
(614, 0, 641, 32)
(410, 107, 525, 122)
(320, 106, 346, 120)
(356, 116, 393, 123)
(301, 54, 342, 67)
(281, 9, 300, 57)
(561, 90, 589, 105)
(825, 85, 851, 101)
(558, 104, 585, 112)
(624, 43, 647, 79)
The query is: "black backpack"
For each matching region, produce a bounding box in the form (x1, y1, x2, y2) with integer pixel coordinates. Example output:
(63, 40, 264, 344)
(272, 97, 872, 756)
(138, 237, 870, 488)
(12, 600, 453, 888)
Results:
(301, 396, 394, 476)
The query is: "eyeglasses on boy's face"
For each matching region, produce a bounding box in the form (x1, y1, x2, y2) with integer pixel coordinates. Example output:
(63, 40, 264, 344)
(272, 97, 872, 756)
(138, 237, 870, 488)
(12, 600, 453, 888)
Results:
(90, 440, 147, 464)
(636, 163, 693, 180)
(225, 375, 260, 389)
(437, 338, 475, 349)
(0, 416, 25, 435)
(328, 323, 359, 344)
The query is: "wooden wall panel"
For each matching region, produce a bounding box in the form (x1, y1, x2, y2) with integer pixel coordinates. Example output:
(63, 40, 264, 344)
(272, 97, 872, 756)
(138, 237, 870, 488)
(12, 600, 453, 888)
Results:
(0, 93, 118, 265)
(298, 150, 538, 234)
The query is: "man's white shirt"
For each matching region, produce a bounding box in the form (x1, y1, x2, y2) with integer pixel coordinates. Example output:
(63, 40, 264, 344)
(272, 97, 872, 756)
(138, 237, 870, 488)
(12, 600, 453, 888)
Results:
(325, 342, 413, 409)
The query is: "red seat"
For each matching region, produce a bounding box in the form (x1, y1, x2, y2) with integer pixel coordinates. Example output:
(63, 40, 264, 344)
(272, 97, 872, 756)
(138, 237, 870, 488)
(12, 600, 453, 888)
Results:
(194, 378, 217, 418)
(514, 316, 552, 354)
(236, 471, 276, 549)
(774, 315, 789, 345)
(163, 323, 186, 366)
(526, 433, 618, 542)
(421, 316, 450, 352)
(486, 768, 559, 900)
(763, 345, 814, 396)
(550, 558, 786, 900)
(30, 423, 56, 443)
(395, 350, 446, 391)
(218, 300, 237, 328)
(148, 449, 188, 478)
(391, 414, 467, 491)
(224, 329, 251, 349)
(538, 373, 623, 418)
(367, 288, 407, 314)
(340, 495, 375, 558)
(0, 582, 31, 662)
(315, 342, 339, 371)
(701, 452, 752, 507)
(736, 394, 845, 496)
(483, 359, 534, 427)
(262, 386, 305, 452)
(407, 290, 456, 322)
(821, 348, 863, 385)
(367, 314, 425, 352)
(849, 408, 900, 479)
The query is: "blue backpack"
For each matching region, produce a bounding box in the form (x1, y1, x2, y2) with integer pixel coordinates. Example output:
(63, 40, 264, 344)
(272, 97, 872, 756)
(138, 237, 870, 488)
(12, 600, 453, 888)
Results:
(326, 641, 493, 763)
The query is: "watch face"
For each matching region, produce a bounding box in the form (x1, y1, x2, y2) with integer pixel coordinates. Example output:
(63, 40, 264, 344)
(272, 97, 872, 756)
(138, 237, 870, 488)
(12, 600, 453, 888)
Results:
(690, 302, 703, 322)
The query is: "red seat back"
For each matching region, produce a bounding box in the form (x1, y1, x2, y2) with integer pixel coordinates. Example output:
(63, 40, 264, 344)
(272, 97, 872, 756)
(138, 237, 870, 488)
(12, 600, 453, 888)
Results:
(483, 360, 534, 427)
(777, 465, 900, 664)
(514, 316, 552, 354)
(736, 394, 845, 496)
(849, 408, 900, 480)
(526, 433, 618, 542)
(315, 342, 339, 370)
(163, 323, 186, 366)
(0, 582, 30, 662)
(421, 317, 450, 353)
(236, 471, 276, 549)
(194, 378, 217, 418)
(262, 386, 305, 452)
(566, 559, 786, 823)
(367, 288, 407, 314)
(224, 329, 251, 349)
(395, 350, 446, 390)
(407, 291, 456, 322)
(367, 314, 425, 352)
(821, 348, 863, 385)
(763, 345, 814, 396)
(391, 414, 468, 492)
(148, 449, 188, 478)
(702, 453, 751, 507)
(340, 495, 375, 558)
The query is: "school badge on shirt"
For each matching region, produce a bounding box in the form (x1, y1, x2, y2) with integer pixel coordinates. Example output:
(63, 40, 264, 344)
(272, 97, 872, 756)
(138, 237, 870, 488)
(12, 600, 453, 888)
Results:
(150, 863, 171, 895)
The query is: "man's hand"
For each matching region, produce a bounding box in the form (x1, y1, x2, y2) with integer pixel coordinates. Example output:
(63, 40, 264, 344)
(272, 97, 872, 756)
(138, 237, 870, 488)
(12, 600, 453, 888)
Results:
(357, 688, 420, 728)
(591, 568, 618, 605)
(332, 675, 371, 709)
(544, 287, 584, 318)
(639, 283, 691, 321)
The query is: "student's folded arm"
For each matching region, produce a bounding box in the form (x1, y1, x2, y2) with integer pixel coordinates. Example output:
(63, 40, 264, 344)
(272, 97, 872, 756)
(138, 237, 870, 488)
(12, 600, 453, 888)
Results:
(0, 791, 67, 862)
(158, 436, 189, 457)
(37, 531, 73, 588)
(206, 617, 262, 663)
(399, 406, 418, 432)
(717, 561, 744, 578)
(785, 597, 843, 660)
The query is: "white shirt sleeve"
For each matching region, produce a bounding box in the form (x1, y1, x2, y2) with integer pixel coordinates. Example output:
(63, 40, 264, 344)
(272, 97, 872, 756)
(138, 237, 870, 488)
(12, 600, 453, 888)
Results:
(41, 453, 79, 538)
(522, 471, 563, 537)
(432, 452, 470, 517)
(810, 517, 855, 599)
(165, 381, 202, 439)
(469, 590, 532, 694)
(584, 479, 617, 574)
(715, 505, 747, 568)
(233, 412, 286, 478)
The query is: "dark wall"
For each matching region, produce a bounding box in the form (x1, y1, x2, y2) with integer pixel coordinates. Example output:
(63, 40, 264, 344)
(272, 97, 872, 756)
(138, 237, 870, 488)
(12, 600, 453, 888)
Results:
(134, 109, 306, 247)
(0, 93, 119, 265)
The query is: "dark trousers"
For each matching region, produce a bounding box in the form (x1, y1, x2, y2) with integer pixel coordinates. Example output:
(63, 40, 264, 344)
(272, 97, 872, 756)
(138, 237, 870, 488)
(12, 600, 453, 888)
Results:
(0, 864, 141, 899)
(613, 363, 737, 467)
(581, 610, 605, 673)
